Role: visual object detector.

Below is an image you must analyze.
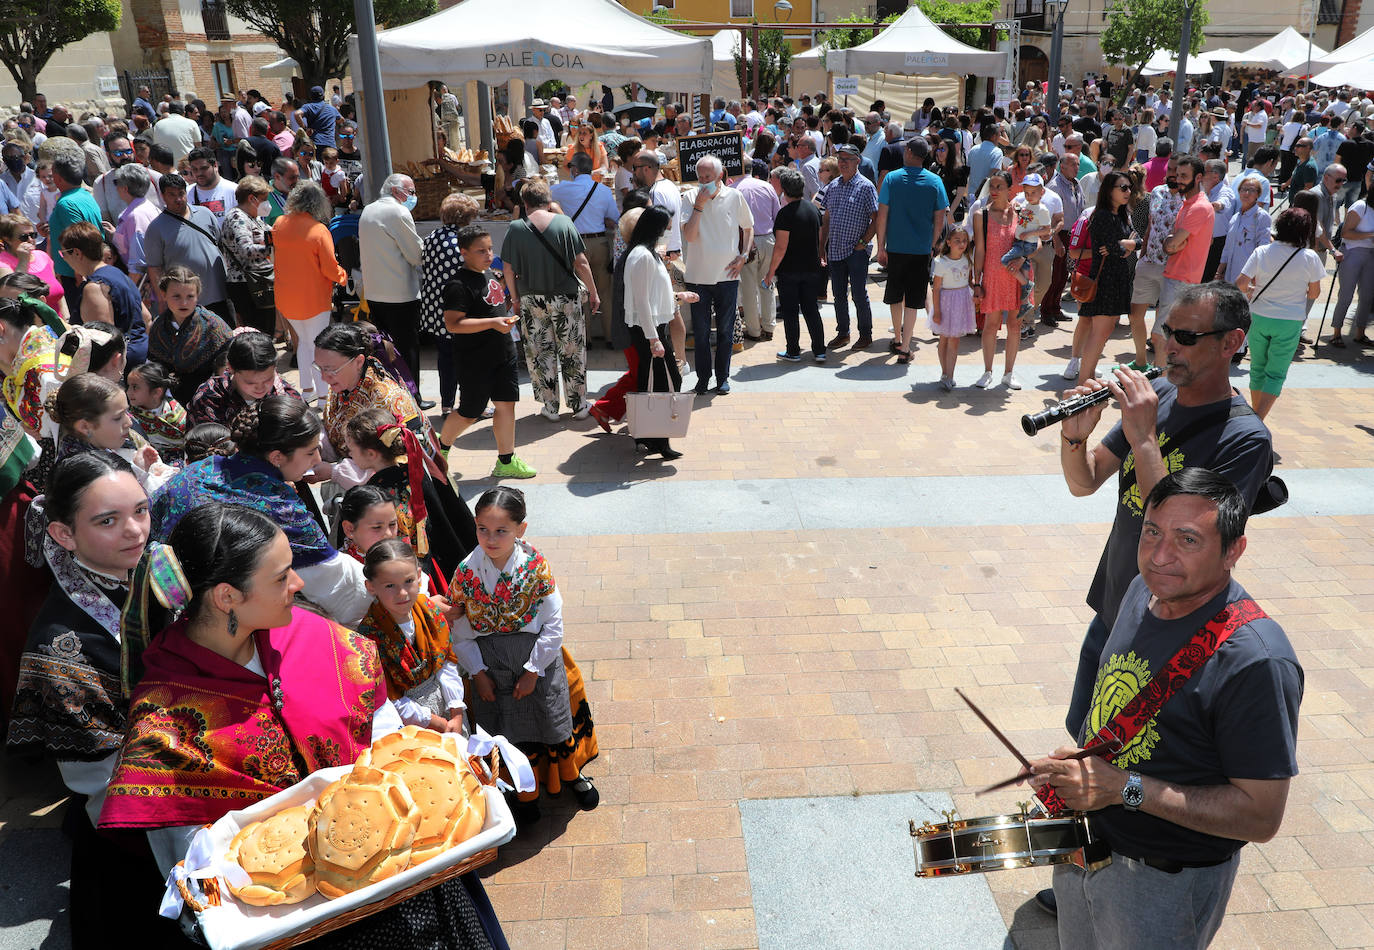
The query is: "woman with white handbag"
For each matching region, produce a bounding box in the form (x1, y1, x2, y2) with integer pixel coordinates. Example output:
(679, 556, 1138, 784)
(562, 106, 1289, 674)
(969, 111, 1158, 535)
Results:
(622, 206, 697, 461)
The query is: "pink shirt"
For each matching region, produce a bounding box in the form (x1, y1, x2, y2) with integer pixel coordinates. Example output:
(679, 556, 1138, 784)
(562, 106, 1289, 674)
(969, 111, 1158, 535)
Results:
(1163, 191, 1216, 283)
(1143, 156, 1170, 192)
(0, 248, 63, 310)
(273, 129, 296, 155)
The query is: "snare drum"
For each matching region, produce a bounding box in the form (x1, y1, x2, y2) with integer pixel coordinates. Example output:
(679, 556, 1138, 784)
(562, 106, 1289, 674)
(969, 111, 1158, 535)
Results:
(909, 808, 1111, 878)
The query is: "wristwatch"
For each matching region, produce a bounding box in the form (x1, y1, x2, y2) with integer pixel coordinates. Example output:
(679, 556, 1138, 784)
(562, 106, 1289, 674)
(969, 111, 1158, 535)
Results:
(1122, 772, 1144, 811)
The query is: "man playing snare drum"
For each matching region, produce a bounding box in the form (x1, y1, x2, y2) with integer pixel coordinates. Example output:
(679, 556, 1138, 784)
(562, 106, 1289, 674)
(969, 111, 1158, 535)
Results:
(1029, 469, 1302, 950)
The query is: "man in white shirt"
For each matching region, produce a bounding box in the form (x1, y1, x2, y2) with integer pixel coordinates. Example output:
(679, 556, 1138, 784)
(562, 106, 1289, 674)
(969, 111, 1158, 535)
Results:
(2, 140, 43, 223)
(1242, 101, 1269, 167)
(359, 173, 431, 407)
(1325, 91, 1352, 119)
(530, 100, 558, 150)
(680, 154, 754, 395)
(186, 146, 237, 223)
(1202, 158, 1237, 281)
(231, 99, 253, 140)
(550, 151, 620, 344)
(151, 101, 203, 166)
(1233, 146, 1277, 208)
(792, 135, 822, 202)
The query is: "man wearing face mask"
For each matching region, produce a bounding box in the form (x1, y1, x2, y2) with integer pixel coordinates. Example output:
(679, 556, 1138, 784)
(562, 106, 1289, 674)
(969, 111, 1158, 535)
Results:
(92, 134, 162, 223)
(359, 173, 430, 408)
(1, 142, 40, 223)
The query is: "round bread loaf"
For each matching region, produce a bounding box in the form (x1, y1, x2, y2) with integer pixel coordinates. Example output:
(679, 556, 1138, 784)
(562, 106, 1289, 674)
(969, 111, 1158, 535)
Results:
(359, 726, 488, 866)
(309, 765, 422, 899)
(225, 804, 316, 906)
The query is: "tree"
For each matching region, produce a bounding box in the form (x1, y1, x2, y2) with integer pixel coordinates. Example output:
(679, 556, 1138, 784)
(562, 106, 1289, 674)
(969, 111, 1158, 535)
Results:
(1101, 0, 1209, 101)
(732, 27, 792, 99)
(0, 0, 121, 103)
(224, 0, 436, 89)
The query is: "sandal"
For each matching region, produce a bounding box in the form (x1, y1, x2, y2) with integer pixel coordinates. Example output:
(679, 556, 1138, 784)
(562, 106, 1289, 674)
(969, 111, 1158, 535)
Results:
(888, 339, 900, 352)
(895, 350, 912, 364)
(1331, 335, 1346, 348)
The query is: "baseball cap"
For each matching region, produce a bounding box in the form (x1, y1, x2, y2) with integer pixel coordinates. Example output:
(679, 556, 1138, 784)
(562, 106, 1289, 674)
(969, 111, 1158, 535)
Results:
(1022, 173, 1044, 187)
(835, 144, 861, 158)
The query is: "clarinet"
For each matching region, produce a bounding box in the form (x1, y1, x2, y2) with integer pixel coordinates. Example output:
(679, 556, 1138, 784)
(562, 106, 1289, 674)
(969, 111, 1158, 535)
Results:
(1021, 366, 1163, 436)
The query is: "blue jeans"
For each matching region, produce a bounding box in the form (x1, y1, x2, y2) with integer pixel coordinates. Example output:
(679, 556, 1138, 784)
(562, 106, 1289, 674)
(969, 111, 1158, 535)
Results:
(686, 279, 740, 386)
(828, 248, 872, 336)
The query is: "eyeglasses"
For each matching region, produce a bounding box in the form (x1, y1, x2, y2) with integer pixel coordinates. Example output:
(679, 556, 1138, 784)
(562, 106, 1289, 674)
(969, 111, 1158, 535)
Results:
(1161, 324, 1228, 346)
(1331, 176, 1348, 183)
(112, 148, 134, 157)
(313, 359, 356, 377)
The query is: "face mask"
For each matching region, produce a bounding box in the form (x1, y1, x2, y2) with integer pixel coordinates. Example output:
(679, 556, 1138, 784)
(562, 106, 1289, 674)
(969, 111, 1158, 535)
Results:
(700, 180, 719, 197)
(403, 194, 418, 212)
(3, 156, 25, 177)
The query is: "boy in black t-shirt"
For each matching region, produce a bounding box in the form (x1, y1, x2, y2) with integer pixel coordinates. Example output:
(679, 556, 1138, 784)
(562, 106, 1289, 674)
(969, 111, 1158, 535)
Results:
(438, 225, 537, 479)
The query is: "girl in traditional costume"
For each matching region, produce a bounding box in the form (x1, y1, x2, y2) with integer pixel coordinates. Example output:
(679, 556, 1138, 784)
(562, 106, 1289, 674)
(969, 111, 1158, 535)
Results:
(182, 421, 234, 463)
(49, 372, 173, 490)
(146, 265, 234, 405)
(450, 487, 600, 820)
(359, 537, 466, 733)
(187, 328, 302, 431)
(150, 395, 372, 626)
(100, 502, 508, 949)
(8, 453, 183, 947)
(125, 360, 187, 465)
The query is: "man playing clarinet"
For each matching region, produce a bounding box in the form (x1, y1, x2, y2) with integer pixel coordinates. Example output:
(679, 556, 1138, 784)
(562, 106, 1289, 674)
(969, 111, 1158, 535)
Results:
(1029, 468, 1302, 949)
(1037, 281, 1274, 917)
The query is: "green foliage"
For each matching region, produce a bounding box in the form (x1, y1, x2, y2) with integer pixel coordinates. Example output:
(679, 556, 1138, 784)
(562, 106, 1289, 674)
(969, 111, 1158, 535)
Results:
(816, 0, 1004, 69)
(224, 0, 437, 88)
(731, 27, 792, 99)
(0, 0, 121, 102)
(1101, 0, 1210, 93)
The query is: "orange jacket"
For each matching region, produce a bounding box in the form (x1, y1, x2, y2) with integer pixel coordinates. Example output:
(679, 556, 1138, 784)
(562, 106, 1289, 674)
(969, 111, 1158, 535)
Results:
(272, 212, 346, 320)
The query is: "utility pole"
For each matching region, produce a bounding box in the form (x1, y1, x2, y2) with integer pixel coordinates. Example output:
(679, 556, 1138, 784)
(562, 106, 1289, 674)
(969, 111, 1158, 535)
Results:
(353, 0, 392, 204)
(1045, 0, 1068, 125)
(1168, 0, 1196, 144)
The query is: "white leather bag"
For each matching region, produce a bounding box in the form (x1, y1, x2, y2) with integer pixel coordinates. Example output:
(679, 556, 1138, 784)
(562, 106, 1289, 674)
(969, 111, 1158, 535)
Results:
(625, 357, 693, 439)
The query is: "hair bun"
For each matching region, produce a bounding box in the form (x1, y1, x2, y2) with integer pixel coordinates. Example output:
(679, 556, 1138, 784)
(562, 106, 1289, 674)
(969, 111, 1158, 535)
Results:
(230, 403, 262, 449)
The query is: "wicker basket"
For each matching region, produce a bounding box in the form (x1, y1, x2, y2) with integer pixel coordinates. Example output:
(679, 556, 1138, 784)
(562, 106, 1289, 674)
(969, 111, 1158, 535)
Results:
(413, 177, 454, 221)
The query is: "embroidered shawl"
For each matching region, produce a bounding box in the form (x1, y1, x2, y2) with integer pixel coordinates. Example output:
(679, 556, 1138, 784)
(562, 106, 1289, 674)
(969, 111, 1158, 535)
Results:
(3, 324, 65, 436)
(450, 540, 557, 635)
(8, 540, 132, 761)
(100, 607, 384, 829)
(150, 453, 334, 567)
(187, 371, 302, 429)
(0, 404, 35, 498)
(129, 398, 187, 457)
(146, 306, 234, 379)
(356, 593, 455, 702)
(322, 361, 430, 459)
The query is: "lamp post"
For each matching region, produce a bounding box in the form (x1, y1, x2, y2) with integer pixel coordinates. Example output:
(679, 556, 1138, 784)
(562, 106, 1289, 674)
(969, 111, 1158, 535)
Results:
(1168, 0, 1197, 143)
(353, 0, 391, 203)
(1045, 0, 1068, 126)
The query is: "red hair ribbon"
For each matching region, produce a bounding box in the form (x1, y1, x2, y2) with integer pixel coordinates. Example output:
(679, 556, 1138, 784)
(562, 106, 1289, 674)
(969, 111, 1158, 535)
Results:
(377, 418, 445, 558)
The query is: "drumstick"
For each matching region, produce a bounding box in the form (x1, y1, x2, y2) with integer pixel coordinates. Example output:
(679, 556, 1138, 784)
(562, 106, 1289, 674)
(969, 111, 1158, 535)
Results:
(955, 688, 1032, 771)
(974, 739, 1119, 796)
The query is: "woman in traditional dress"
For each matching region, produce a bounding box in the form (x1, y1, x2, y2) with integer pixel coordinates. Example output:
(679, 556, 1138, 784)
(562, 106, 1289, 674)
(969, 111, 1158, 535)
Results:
(450, 487, 599, 823)
(8, 453, 183, 948)
(99, 502, 508, 950)
(150, 395, 371, 626)
(315, 321, 435, 463)
(146, 264, 234, 405)
(187, 329, 302, 429)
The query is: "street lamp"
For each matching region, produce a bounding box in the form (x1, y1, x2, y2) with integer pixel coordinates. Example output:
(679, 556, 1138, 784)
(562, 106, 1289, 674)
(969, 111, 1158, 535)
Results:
(651, 4, 668, 12)
(1045, 0, 1068, 126)
(774, 0, 793, 20)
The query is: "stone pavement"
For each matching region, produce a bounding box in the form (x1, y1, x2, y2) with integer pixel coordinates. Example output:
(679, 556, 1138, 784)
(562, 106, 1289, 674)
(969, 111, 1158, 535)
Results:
(3, 269, 1374, 950)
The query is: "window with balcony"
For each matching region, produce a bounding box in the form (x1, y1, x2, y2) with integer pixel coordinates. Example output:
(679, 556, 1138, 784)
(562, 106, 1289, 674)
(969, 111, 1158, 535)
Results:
(202, 0, 231, 40)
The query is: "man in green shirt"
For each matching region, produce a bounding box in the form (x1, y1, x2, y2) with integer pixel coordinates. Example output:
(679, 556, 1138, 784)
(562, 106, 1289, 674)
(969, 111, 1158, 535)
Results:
(1281, 138, 1318, 196)
(47, 154, 103, 299)
(265, 157, 299, 224)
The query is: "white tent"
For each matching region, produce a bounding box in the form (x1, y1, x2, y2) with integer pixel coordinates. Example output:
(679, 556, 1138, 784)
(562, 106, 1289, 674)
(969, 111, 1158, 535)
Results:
(372, 0, 713, 91)
(1225, 27, 1328, 73)
(1196, 48, 1247, 63)
(827, 6, 1005, 77)
(260, 56, 300, 79)
(710, 29, 750, 100)
(1310, 55, 1374, 89)
(1140, 49, 1214, 76)
(1314, 25, 1374, 67)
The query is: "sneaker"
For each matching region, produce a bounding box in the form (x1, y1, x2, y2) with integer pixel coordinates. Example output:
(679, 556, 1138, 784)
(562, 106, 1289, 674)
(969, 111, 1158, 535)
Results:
(732, 341, 745, 354)
(827, 332, 851, 349)
(538, 406, 560, 422)
(1016, 301, 1035, 322)
(570, 774, 600, 809)
(572, 406, 591, 420)
(481, 406, 495, 419)
(940, 376, 954, 392)
(491, 455, 537, 479)
(1003, 372, 1022, 390)
(974, 371, 994, 388)
(1062, 357, 1081, 379)
(677, 359, 690, 376)
(776, 350, 803, 362)
(715, 381, 732, 395)
(1020, 323, 1036, 340)
(813, 351, 827, 362)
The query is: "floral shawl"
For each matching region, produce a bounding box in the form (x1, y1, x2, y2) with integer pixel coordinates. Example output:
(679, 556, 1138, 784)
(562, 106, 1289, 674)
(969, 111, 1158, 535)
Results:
(186, 370, 301, 429)
(356, 593, 455, 701)
(450, 539, 557, 635)
(100, 607, 384, 829)
(146, 306, 234, 378)
(323, 361, 430, 459)
(129, 397, 187, 461)
(3, 324, 65, 437)
(150, 453, 334, 567)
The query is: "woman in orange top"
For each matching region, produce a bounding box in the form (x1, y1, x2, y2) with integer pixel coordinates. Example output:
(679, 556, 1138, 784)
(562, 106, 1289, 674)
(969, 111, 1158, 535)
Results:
(567, 121, 608, 183)
(271, 181, 345, 402)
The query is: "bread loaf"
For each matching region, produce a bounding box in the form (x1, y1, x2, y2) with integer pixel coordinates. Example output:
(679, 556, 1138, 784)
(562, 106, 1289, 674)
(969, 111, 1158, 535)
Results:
(309, 766, 422, 899)
(225, 804, 316, 906)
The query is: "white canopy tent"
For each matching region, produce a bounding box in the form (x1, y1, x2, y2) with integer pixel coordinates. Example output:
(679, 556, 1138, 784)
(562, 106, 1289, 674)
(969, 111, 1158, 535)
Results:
(1140, 49, 1214, 77)
(1310, 55, 1374, 89)
(1222, 27, 1328, 73)
(1312, 24, 1374, 68)
(710, 29, 750, 101)
(260, 56, 300, 79)
(371, 0, 713, 90)
(827, 6, 1005, 77)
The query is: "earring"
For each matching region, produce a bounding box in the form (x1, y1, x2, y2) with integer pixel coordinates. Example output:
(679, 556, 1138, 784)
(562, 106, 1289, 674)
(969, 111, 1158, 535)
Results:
(227, 609, 238, 637)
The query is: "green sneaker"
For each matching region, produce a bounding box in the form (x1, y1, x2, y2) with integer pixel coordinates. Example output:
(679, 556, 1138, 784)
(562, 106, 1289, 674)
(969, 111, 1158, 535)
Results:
(491, 455, 537, 479)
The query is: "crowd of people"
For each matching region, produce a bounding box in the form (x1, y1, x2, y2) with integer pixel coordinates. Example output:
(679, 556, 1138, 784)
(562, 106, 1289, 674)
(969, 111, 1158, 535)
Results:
(0, 65, 1348, 949)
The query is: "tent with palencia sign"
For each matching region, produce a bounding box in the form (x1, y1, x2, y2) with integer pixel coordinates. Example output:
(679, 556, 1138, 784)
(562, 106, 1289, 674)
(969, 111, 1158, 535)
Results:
(825, 5, 1006, 78)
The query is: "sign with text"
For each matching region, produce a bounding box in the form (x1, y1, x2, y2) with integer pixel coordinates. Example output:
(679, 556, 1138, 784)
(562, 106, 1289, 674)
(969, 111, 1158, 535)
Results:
(994, 79, 1015, 111)
(833, 76, 860, 97)
(904, 51, 951, 69)
(676, 130, 745, 183)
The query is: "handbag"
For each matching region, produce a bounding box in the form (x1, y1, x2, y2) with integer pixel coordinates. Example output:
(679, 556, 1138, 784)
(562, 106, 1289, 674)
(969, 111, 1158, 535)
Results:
(1069, 211, 1097, 303)
(625, 356, 693, 439)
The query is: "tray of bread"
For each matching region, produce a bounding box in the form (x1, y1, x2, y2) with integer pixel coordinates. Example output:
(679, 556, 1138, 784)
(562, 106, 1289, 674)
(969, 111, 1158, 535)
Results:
(184, 727, 516, 950)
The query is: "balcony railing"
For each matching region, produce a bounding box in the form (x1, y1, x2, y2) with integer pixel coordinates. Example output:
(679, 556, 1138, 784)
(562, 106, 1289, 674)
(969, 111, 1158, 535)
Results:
(202, 0, 231, 40)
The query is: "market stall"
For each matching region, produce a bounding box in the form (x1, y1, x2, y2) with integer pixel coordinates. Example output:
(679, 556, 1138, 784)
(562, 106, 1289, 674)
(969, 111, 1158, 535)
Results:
(1215, 27, 1329, 76)
(789, 44, 963, 120)
(826, 6, 1006, 79)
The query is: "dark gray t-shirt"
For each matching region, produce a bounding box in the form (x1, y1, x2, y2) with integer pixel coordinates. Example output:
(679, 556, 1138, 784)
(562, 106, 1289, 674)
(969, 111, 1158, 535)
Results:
(1084, 577, 1302, 863)
(1087, 380, 1273, 630)
(143, 206, 229, 305)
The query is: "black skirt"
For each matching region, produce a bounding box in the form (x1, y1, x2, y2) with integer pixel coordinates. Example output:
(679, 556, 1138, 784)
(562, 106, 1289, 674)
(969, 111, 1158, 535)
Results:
(1079, 252, 1136, 317)
(301, 874, 506, 950)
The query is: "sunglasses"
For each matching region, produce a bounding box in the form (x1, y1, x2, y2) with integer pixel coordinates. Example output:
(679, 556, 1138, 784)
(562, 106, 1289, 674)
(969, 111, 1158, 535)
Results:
(1114, 183, 1131, 190)
(338, 134, 355, 139)
(17, 231, 38, 241)
(1161, 324, 1228, 345)
(112, 148, 134, 157)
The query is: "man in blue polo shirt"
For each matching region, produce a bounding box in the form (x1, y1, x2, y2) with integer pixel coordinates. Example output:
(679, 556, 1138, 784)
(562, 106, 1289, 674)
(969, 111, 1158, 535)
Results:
(875, 137, 948, 360)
